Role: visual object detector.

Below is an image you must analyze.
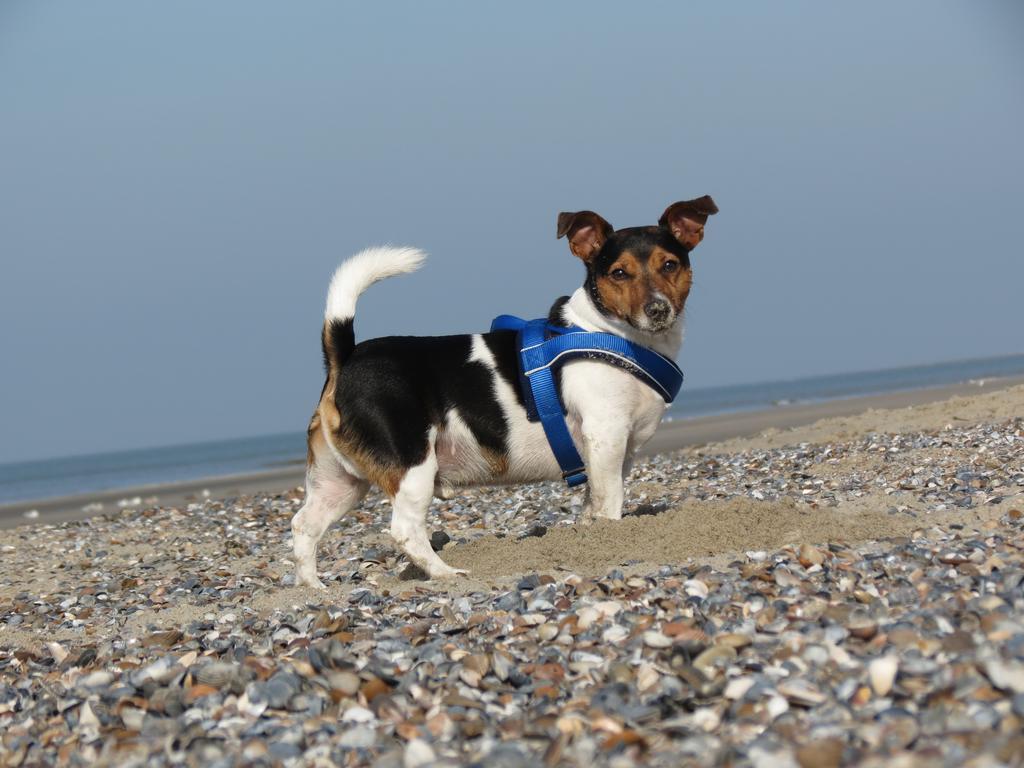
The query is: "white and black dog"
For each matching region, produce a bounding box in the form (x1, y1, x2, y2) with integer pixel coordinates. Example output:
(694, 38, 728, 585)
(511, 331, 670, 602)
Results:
(292, 197, 718, 587)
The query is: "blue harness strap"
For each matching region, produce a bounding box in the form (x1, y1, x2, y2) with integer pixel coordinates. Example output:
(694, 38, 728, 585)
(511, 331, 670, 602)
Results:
(490, 314, 684, 487)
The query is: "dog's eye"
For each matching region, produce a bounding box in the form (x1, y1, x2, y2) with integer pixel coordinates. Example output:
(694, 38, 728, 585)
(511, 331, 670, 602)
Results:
(610, 268, 629, 281)
(662, 260, 679, 273)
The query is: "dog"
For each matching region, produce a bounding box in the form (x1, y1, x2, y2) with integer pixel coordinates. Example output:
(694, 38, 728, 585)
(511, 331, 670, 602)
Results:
(292, 196, 718, 587)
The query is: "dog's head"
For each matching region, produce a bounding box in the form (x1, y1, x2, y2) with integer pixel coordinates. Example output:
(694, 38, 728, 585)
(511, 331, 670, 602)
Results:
(557, 196, 718, 333)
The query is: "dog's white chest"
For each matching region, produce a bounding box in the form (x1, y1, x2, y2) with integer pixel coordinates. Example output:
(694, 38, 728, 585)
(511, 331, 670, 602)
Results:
(434, 348, 666, 490)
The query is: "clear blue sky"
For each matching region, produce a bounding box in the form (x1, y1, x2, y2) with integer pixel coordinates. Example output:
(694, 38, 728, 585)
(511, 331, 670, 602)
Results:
(1, 2, 1022, 464)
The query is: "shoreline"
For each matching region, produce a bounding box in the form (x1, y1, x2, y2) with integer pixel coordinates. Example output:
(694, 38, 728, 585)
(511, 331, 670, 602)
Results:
(3, 373, 1022, 530)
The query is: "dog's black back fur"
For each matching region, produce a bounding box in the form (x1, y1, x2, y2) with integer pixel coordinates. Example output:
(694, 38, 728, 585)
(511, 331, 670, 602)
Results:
(334, 332, 526, 468)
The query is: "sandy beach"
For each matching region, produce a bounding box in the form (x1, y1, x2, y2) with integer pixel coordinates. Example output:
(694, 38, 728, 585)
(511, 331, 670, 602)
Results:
(1, 382, 1022, 766)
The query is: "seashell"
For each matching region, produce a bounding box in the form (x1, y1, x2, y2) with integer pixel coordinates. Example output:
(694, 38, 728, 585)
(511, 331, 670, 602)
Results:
(693, 644, 737, 674)
(193, 661, 238, 690)
(869, 655, 899, 696)
(683, 579, 709, 599)
(642, 631, 672, 649)
(777, 678, 827, 706)
(724, 677, 755, 700)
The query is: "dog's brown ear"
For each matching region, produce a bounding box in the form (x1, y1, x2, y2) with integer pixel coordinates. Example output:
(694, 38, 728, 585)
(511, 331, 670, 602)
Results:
(557, 210, 614, 263)
(659, 195, 719, 250)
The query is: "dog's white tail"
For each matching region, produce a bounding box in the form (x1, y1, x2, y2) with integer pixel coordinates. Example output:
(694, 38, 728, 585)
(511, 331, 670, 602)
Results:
(325, 246, 426, 323)
(321, 246, 426, 375)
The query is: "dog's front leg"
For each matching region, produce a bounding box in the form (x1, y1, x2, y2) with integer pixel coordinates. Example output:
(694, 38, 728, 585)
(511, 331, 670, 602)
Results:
(579, 418, 630, 522)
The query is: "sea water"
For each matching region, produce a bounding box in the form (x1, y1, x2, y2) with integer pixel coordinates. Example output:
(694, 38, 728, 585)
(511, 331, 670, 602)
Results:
(2, 353, 1022, 504)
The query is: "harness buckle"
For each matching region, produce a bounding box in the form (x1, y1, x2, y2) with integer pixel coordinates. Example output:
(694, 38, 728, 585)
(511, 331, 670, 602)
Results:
(562, 467, 588, 487)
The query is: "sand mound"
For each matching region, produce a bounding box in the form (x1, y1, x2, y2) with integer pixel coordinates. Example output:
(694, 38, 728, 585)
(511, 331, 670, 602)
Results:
(440, 494, 1013, 581)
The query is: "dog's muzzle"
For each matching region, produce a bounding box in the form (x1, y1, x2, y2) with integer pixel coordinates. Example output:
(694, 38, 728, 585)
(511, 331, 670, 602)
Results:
(644, 299, 671, 325)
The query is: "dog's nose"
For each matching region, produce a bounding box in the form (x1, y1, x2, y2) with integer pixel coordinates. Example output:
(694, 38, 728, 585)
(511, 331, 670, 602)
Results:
(644, 299, 671, 323)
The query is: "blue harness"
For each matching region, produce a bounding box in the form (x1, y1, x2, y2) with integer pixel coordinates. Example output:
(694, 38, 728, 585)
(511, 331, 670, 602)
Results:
(490, 314, 684, 487)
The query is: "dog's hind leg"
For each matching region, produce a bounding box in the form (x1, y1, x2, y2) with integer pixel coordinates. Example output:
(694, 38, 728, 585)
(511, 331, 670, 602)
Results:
(292, 459, 368, 590)
(389, 429, 467, 579)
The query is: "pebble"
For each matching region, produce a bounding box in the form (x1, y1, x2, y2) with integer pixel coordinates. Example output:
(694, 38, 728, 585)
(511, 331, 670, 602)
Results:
(429, 530, 450, 552)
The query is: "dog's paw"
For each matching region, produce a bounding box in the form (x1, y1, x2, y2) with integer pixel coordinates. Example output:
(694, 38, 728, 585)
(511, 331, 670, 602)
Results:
(579, 506, 623, 523)
(295, 571, 328, 591)
(430, 565, 469, 580)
